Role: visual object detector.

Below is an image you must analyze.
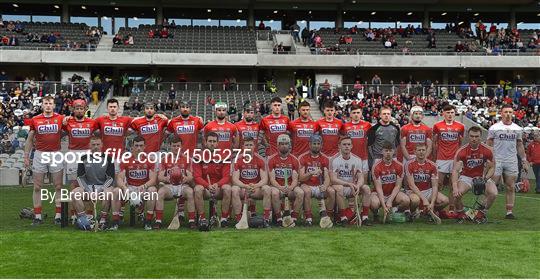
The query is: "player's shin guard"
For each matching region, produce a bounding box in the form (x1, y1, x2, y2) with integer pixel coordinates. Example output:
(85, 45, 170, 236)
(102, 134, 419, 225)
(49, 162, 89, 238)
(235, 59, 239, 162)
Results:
(34, 207, 42, 220)
(155, 210, 163, 223)
(188, 212, 196, 222)
(55, 206, 62, 219)
(145, 211, 154, 222)
(263, 208, 271, 221)
(361, 206, 369, 220)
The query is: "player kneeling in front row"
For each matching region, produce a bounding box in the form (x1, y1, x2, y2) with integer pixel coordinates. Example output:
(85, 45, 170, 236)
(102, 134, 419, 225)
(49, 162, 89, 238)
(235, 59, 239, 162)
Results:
(71, 136, 119, 230)
(405, 144, 447, 223)
(231, 136, 271, 227)
(268, 134, 304, 227)
(116, 136, 158, 230)
(298, 135, 333, 227)
(193, 132, 232, 229)
(329, 136, 371, 226)
(155, 137, 195, 229)
(371, 142, 411, 222)
(452, 126, 497, 224)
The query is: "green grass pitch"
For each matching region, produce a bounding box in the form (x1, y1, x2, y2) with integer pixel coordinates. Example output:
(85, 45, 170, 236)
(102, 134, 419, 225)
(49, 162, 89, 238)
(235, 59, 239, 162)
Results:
(1, 186, 539, 278)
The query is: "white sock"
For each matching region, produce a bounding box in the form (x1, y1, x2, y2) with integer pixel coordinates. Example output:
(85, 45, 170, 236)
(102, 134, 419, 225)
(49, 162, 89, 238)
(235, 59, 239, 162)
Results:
(35, 214, 42, 220)
(55, 213, 61, 219)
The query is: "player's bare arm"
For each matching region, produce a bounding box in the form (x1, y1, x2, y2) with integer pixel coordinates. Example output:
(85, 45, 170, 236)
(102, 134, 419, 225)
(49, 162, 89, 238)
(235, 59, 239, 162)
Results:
(252, 168, 269, 188)
(400, 136, 410, 160)
(407, 172, 429, 206)
(23, 130, 35, 167)
(451, 159, 464, 197)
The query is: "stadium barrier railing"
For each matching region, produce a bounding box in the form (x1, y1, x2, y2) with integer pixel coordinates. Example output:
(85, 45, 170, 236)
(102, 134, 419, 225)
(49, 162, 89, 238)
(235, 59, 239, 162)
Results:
(0, 80, 95, 96)
(129, 81, 269, 92)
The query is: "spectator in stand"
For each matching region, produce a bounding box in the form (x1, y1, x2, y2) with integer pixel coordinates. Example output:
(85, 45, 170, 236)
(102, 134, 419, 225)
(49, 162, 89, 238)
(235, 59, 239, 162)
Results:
(168, 85, 176, 100)
(8, 35, 19, 46)
(160, 27, 171, 38)
(125, 34, 134, 45)
(454, 40, 465, 52)
(527, 130, 540, 193)
(384, 38, 392, 48)
(47, 33, 57, 44)
(301, 27, 309, 46)
(148, 29, 156, 38)
(291, 22, 300, 43)
(427, 37, 436, 49)
(113, 34, 123, 45)
(258, 21, 265, 30)
(6, 21, 15, 32)
(365, 29, 375, 41)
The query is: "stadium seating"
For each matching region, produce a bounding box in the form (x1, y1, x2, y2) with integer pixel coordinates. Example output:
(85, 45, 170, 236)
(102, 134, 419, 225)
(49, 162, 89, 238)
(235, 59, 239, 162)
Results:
(0, 22, 100, 51)
(123, 89, 274, 122)
(313, 28, 538, 55)
(112, 25, 257, 54)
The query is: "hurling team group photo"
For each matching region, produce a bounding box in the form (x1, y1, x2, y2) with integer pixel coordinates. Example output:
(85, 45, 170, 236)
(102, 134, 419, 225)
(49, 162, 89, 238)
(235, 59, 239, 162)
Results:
(1, 0, 539, 278)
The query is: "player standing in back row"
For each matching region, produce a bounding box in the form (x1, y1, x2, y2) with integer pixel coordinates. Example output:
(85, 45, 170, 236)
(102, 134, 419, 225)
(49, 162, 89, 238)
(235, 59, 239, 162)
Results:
(487, 104, 528, 219)
(260, 97, 290, 157)
(367, 106, 400, 169)
(317, 101, 343, 157)
(341, 104, 371, 182)
(432, 104, 464, 218)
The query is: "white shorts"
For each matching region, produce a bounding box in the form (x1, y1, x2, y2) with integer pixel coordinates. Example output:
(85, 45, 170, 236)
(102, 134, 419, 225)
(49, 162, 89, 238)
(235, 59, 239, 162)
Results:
(359, 159, 369, 173)
(436, 160, 454, 174)
(166, 184, 188, 198)
(309, 186, 324, 199)
(65, 149, 89, 178)
(343, 186, 353, 197)
(408, 188, 433, 200)
(82, 184, 107, 194)
(494, 161, 519, 177)
(33, 150, 64, 174)
(458, 175, 495, 188)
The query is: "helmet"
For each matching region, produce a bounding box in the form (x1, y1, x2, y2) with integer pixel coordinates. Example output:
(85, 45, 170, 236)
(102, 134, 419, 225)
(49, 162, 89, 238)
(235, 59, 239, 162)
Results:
(410, 106, 424, 115)
(76, 215, 92, 231)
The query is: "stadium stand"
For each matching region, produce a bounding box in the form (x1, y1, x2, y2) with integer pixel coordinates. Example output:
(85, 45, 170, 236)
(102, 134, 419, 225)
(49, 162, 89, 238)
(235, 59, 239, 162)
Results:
(308, 27, 538, 55)
(0, 21, 101, 51)
(112, 25, 257, 54)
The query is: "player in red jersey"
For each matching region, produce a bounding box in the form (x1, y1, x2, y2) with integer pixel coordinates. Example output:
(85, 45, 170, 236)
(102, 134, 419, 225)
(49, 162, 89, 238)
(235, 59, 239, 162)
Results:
(400, 106, 432, 165)
(193, 132, 232, 228)
(166, 101, 204, 154)
(370, 142, 411, 220)
(317, 101, 343, 157)
(155, 137, 195, 229)
(432, 104, 464, 217)
(130, 102, 169, 154)
(203, 102, 238, 153)
(235, 106, 260, 150)
(298, 134, 332, 226)
(268, 134, 303, 227)
(260, 97, 290, 157)
(452, 126, 497, 223)
(24, 95, 65, 225)
(405, 144, 448, 219)
(62, 99, 98, 181)
(231, 136, 270, 226)
(94, 98, 133, 156)
(116, 136, 158, 230)
(341, 104, 371, 181)
(289, 101, 319, 157)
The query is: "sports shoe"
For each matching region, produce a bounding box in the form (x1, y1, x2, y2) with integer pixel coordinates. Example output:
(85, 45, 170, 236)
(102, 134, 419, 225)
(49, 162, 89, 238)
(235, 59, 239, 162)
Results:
(474, 211, 487, 224)
(107, 221, 119, 231)
(305, 219, 313, 227)
(263, 219, 271, 228)
(339, 217, 349, 226)
(456, 212, 467, 224)
(505, 213, 516, 219)
(98, 222, 108, 231)
(198, 218, 209, 231)
(153, 221, 162, 230)
(144, 221, 153, 230)
(31, 218, 43, 226)
(220, 219, 229, 228)
(361, 218, 372, 226)
(404, 211, 413, 222)
(438, 210, 450, 219)
(54, 218, 62, 225)
(188, 221, 197, 229)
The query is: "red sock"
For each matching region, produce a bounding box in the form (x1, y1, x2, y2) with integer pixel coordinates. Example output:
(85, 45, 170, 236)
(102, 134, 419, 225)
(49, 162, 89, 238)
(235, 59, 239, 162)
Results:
(291, 211, 298, 219)
(506, 204, 513, 212)
(70, 209, 76, 216)
(86, 209, 93, 216)
(100, 211, 108, 220)
(248, 201, 256, 213)
(188, 212, 196, 221)
(178, 197, 185, 211)
(221, 212, 229, 219)
(199, 212, 206, 220)
(263, 208, 271, 220)
(305, 211, 313, 219)
(112, 214, 120, 221)
(146, 212, 154, 221)
(275, 212, 282, 220)
(56, 206, 61, 214)
(235, 214, 242, 222)
(339, 209, 345, 218)
(156, 210, 163, 221)
(361, 206, 369, 217)
(34, 207, 42, 215)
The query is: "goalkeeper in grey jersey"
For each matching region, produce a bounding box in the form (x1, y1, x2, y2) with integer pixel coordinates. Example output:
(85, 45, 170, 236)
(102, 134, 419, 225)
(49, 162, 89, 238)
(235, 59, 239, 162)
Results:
(71, 136, 122, 230)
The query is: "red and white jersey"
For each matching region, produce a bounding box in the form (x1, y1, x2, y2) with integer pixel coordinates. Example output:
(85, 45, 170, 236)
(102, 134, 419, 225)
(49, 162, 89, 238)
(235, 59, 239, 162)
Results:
(167, 115, 204, 153)
(372, 159, 403, 196)
(203, 120, 238, 151)
(455, 143, 493, 178)
(120, 155, 156, 187)
(299, 152, 329, 186)
(401, 123, 432, 155)
(433, 120, 465, 160)
(130, 115, 169, 153)
(95, 115, 132, 153)
(341, 120, 371, 160)
(289, 118, 319, 157)
(405, 159, 438, 191)
(235, 120, 260, 149)
(317, 118, 343, 157)
(259, 114, 290, 156)
(233, 153, 266, 184)
(267, 153, 299, 186)
(63, 117, 98, 150)
(159, 153, 191, 178)
(330, 153, 363, 183)
(29, 113, 64, 152)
